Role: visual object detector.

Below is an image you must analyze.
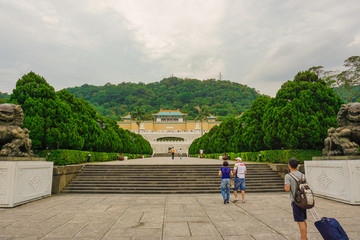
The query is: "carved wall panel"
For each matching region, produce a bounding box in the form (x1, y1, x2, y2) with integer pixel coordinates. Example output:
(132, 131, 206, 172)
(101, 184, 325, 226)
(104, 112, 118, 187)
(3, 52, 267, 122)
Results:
(0, 163, 15, 205)
(0, 161, 53, 207)
(305, 160, 360, 205)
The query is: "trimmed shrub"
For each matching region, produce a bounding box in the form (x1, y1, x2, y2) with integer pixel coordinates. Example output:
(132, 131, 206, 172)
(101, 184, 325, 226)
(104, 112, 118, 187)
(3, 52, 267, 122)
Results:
(199, 149, 321, 163)
(36, 149, 151, 165)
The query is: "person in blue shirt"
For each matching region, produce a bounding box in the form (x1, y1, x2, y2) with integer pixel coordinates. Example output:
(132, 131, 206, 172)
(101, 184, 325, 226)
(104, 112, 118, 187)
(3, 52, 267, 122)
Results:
(218, 161, 233, 204)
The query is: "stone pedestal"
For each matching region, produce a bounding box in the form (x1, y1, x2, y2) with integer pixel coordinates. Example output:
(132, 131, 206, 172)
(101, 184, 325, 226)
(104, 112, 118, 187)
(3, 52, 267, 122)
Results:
(304, 158, 360, 205)
(0, 158, 53, 208)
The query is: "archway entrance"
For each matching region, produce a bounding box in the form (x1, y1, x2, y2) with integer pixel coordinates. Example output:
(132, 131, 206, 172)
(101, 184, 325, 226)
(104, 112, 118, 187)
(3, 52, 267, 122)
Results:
(140, 132, 201, 155)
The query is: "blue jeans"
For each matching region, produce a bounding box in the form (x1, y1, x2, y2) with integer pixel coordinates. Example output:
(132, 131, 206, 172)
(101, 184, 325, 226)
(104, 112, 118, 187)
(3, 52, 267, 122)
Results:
(221, 179, 230, 201)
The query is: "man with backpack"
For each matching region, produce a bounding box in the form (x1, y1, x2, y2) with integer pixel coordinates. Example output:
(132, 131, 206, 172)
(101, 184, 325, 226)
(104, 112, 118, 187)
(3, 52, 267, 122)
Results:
(284, 158, 309, 240)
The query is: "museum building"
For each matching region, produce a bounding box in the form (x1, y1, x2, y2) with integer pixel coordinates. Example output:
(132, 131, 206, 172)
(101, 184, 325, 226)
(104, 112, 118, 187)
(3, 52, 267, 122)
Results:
(117, 109, 221, 155)
(117, 109, 220, 132)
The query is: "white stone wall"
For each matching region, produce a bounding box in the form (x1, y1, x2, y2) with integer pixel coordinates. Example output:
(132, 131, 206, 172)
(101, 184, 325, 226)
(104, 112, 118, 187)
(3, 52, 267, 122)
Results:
(0, 161, 53, 207)
(305, 159, 360, 205)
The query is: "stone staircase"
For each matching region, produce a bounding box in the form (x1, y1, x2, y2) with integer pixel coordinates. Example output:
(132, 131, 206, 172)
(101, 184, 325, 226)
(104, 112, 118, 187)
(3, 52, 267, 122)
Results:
(62, 163, 284, 194)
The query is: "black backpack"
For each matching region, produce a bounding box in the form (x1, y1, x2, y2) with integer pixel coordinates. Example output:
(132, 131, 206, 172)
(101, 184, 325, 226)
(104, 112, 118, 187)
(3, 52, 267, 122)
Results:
(289, 173, 315, 209)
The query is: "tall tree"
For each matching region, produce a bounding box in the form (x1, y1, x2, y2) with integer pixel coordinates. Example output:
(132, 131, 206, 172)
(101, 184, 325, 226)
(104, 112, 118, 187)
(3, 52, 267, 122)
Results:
(10, 72, 59, 149)
(235, 95, 271, 152)
(131, 107, 146, 134)
(308, 66, 337, 88)
(262, 70, 343, 150)
(338, 56, 360, 103)
(195, 105, 211, 135)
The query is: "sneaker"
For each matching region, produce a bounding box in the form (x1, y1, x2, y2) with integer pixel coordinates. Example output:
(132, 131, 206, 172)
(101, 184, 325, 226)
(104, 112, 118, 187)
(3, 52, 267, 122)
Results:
(226, 201, 230, 204)
(223, 199, 226, 204)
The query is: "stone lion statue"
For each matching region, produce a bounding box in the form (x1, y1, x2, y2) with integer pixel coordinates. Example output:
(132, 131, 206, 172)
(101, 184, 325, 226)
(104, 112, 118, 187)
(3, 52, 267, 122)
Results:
(322, 102, 360, 156)
(0, 103, 33, 157)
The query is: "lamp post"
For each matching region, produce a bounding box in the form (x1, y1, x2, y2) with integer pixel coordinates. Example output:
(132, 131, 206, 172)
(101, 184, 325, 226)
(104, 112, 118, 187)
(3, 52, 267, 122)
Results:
(259, 153, 261, 163)
(88, 153, 91, 163)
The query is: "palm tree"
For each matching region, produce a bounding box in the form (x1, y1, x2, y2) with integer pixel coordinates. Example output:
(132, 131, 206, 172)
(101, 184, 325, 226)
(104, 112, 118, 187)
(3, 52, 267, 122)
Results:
(131, 107, 146, 134)
(195, 105, 210, 135)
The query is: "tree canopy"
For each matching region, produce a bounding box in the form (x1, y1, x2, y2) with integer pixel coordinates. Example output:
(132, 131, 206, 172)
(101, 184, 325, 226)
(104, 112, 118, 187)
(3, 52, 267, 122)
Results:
(9, 72, 152, 154)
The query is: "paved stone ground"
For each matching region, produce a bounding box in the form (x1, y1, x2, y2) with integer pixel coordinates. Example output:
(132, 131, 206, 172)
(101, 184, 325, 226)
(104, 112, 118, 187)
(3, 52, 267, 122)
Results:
(0, 192, 359, 240)
(94, 156, 227, 165)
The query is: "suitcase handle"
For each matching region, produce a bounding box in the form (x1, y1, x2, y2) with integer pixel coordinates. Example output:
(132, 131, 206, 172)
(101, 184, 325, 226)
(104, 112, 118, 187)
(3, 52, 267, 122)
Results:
(309, 207, 320, 221)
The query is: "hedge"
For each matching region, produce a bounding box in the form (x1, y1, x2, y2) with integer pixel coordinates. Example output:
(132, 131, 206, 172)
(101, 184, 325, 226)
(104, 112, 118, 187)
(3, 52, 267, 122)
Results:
(197, 149, 322, 164)
(36, 149, 151, 166)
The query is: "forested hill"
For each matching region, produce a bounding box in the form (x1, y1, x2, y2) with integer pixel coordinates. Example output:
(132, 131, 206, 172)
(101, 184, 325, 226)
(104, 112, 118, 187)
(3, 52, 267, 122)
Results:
(66, 77, 260, 120)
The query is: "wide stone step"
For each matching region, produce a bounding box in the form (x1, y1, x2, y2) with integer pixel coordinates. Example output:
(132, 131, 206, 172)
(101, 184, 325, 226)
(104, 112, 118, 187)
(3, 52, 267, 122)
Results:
(74, 176, 280, 181)
(67, 181, 284, 185)
(63, 185, 283, 191)
(84, 163, 268, 167)
(84, 164, 269, 168)
(62, 188, 284, 194)
(81, 168, 272, 172)
(72, 175, 282, 179)
(70, 179, 283, 183)
(76, 174, 278, 178)
(83, 169, 273, 174)
(62, 188, 283, 194)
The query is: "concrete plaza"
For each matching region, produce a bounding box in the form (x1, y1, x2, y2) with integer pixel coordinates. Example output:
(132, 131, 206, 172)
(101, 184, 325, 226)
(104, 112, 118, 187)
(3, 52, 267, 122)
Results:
(0, 192, 359, 239)
(1, 157, 359, 239)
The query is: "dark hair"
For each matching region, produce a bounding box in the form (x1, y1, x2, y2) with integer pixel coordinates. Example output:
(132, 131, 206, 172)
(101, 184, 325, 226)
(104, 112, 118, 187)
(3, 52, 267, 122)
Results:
(288, 158, 299, 169)
(223, 161, 228, 166)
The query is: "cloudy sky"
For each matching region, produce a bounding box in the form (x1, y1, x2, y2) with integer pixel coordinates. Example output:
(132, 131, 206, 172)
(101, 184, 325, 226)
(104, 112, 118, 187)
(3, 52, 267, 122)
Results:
(1, 0, 360, 96)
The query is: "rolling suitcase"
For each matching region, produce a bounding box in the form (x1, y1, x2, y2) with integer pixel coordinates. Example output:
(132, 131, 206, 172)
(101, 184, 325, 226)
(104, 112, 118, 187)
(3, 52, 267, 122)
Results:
(309, 208, 349, 240)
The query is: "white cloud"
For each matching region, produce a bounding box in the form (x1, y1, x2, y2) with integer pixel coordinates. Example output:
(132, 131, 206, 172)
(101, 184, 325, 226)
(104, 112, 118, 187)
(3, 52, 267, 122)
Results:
(95, 0, 226, 79)
(105, 1, 225, 59)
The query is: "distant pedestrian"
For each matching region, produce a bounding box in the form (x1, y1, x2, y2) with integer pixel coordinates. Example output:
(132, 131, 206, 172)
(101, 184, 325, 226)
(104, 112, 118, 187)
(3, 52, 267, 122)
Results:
(200, 149, 204, 158)
(179, 148, 183, 160)
(170, 147, 175, 160)
(232, 157, 247, 203)
(284, 158, 307, 240)
(219, 161, 233, 204)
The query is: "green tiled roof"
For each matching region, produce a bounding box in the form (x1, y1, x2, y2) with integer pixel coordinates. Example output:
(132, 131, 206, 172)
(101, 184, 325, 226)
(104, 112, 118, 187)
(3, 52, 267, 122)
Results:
(153, 110, 187, 116)
(121, 113, 132, 119)
(207, 115, 217, 119)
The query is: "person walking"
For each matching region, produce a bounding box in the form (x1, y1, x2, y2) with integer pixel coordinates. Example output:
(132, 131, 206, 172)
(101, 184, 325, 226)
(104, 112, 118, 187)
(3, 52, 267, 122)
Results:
(170, 147, 175, 160)
(232, 157, 247, 203)
(179, 148, 183, 160)
(284, 158, 307, 240)
(200, 149, 204, 158)
(218, 161, 233, 204)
